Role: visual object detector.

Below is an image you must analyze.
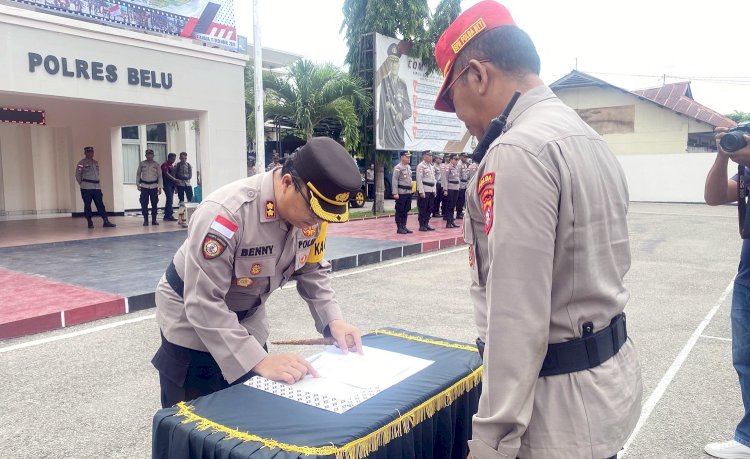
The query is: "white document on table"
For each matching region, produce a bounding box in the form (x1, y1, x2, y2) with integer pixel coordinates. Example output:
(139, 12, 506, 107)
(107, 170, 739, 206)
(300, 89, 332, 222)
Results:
(244, 345, 433, 413)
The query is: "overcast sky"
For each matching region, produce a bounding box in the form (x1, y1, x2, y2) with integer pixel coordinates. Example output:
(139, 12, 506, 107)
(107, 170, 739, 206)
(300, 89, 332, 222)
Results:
(235, 0, 750, 116)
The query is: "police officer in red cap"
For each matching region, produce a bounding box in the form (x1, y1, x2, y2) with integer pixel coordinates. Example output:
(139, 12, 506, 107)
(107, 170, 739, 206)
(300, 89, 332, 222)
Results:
(152, 137, 364, 408)
(434, 2, 642, 458)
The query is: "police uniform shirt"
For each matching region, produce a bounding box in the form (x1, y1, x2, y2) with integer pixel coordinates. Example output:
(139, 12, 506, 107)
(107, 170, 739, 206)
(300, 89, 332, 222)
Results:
(463, 85, 642, 459)
(416, 160, 436, 193)
(442, 162, 460, 190)
(75, 158, 101, 190)
(154, 171, 340, 384)
(391, 162, 412, 195)
(175, 161, 193, 186)
(434, 162, 442, 184)
(136, 159, 163, 189)
(459, 161, 469, 190)
(467, 162, 478, 182)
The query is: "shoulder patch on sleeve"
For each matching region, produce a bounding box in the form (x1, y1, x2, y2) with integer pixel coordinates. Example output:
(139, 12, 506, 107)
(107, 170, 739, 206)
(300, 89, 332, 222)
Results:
(202, 233, 228, 259)
(210, 215, 238, 239)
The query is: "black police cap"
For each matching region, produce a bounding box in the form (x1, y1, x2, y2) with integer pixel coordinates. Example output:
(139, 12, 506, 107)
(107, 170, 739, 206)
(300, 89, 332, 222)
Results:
(293, 137, 361, 223)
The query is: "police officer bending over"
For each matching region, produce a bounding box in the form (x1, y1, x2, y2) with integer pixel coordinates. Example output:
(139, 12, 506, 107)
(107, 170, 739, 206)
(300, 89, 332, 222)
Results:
(152, 137, 364, 408)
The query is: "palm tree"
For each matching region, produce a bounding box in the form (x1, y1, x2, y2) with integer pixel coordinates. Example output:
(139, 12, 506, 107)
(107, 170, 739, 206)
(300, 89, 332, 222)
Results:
(341, 0, 460, 212)
(262, 59, 371, 152)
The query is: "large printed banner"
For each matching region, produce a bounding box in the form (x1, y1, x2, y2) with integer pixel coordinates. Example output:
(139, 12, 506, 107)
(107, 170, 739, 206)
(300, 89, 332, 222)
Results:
(375, 33, 473, 153)
(11, 0, 238, 51)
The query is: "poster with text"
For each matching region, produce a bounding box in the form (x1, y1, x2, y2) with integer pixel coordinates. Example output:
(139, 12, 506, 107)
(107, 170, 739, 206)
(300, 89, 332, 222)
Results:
(12, 0, 238, 51)
(374, 33, 473, 153)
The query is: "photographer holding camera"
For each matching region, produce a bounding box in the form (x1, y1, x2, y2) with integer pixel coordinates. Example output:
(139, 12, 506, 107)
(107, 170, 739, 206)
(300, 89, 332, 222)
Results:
(704, 125, 750, 459)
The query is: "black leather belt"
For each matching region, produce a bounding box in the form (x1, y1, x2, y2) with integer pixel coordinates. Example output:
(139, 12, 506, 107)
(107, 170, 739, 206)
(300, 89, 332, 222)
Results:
(476, 313, 627, 377)
(82, 179, 100, 184)
(460, 180, 467, 183)
(140, 179, 158, 185)
(449, 180, 459, 184)
(398, 186, 411, 190)
(423, 181, 435, 186)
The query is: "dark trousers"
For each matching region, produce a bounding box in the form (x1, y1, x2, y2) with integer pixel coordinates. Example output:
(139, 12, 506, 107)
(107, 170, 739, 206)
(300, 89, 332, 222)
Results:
(176, 185, 193, 203)
(456, 188, 466, 217)
(417, 192, 434, 226)
(152, 332, 262, 408)
(434, 183, 443, 216)
(139, 188, 159, 220)
(444, 189, 458, 223)
(163, 183, 174, 218)
(366, 182, 374, 199)
(80, 189, 107, 220)
(395, 193, 412, 227)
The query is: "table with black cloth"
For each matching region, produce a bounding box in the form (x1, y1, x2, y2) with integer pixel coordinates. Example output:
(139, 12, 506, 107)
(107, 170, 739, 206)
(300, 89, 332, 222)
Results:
(152, 328, 483, 459)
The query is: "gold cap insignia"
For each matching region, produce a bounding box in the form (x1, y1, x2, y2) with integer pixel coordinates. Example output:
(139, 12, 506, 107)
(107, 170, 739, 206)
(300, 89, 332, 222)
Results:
(335, 192, 350, 203)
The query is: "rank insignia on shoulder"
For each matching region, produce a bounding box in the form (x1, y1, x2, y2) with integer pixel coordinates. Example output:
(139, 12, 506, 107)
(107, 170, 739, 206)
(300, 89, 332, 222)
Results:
(265, 201, 276, 218)
(202, 234, 227, 259)
(250, 263, 262, 275)
(236, 277, 254, 287)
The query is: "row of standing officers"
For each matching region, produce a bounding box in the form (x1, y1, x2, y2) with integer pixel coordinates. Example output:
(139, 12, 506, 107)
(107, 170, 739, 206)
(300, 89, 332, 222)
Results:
(391, 150, 477, 234)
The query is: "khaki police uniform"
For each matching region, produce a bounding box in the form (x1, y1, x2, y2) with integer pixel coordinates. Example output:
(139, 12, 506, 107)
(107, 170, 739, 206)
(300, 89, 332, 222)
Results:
(416, 159, 436, 230)
(75, 155, 112, 226)
(392, 158, 413, 232)
(463, 85, 642, 459)
(441, 160, 460, 227)
(456, 158, 469, 218)
(136, 159, 163, 224)
(433, 158, 443, 217)
(151, 136, 361, 408)
(175, 161, 194, 203)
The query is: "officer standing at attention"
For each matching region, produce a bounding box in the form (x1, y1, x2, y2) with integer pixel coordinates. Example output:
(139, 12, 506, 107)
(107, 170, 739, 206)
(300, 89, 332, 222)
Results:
(151, 137, 364, 408)
(136, 149, 163, 226)
(441, 154, 460, 228)
(266, 153, 281, 171)
(433, 153, 444, 218)
(415, 151, 436, 231)
(434, 2, 642, 458)
(175, 152, 194, 204)
(455, 152, 470, 219)
(75, 146, 116, 228)
(392, 151, 413, 234)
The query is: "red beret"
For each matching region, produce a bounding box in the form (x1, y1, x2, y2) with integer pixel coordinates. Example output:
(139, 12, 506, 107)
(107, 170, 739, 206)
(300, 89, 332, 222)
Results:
(433, 1, 515, 112)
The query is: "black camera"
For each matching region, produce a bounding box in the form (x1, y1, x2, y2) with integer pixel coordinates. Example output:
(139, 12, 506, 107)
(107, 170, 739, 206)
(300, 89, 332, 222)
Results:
(720, 122, 750, 153)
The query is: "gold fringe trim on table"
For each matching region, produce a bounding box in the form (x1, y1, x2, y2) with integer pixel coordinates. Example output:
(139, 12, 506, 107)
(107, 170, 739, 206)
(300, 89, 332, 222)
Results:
(370, 329, 479, 353)
(172, 366, 483, 459)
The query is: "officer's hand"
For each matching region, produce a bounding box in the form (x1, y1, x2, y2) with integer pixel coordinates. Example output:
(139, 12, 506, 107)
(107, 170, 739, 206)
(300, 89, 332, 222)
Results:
(393, 194, 399, 199)
(419, 192, 425, 198)
(443, 191, 448, 196)
(328, 319, 363, 355)
(253, 353, 319, 385)
(157, 188, 162, 195)
(137, 186, 141, 191)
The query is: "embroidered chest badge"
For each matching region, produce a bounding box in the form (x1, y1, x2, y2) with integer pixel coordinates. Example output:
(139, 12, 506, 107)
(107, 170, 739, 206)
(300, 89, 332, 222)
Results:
(250, 263, 262, 275)
(265, 201, 276, 218)
(236, 277, 254, 287)
(202, 234, 227, 259)
(302, 226, 317, 238)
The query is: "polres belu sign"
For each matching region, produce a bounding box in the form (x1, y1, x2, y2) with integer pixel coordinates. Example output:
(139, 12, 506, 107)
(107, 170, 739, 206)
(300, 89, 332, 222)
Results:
(28, 52, 173, 89)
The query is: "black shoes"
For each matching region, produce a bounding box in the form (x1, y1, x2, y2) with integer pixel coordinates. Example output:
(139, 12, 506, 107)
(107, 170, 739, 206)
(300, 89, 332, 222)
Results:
(86, 219, 94, 228)
(455, 214, 464, 220)
(164, 217, 178, 221)
(426, 225, 436, 231)
(446, 222, 460, 228)
(397, 227, 409, 234)
(404, 227, 413, 233)
(103, 220, 116, 228)
(419, 226, 429, 232)
(143, 220, 149, 226)
(152, 220, 159, 226)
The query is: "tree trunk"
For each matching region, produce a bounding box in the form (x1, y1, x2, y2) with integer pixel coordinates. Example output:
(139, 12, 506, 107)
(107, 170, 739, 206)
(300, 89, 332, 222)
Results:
(372, 159, 385, 213)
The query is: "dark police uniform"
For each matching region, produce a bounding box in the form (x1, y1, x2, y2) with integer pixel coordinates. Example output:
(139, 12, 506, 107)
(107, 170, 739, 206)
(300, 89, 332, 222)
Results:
(152, 137, 362, 408)
(75, 146, 115, 228)
(392, 152, 413, 234)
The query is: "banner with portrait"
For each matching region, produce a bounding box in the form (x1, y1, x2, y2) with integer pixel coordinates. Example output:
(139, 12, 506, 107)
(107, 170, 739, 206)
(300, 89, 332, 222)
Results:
(11, 0, 238, 51)
(374, 33, 473, 153)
